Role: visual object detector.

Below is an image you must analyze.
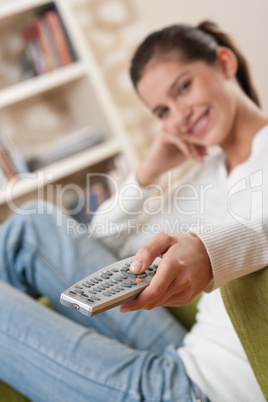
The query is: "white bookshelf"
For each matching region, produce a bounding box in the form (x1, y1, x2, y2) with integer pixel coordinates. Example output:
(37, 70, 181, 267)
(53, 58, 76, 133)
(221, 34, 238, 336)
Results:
(1, 140, 122, 204)
(0, 61, 87, 109)
(0, 0, 136, 222)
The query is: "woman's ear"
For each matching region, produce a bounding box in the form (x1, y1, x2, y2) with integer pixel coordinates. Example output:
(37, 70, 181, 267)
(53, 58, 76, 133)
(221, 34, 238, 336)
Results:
(216, 47, 238, 79)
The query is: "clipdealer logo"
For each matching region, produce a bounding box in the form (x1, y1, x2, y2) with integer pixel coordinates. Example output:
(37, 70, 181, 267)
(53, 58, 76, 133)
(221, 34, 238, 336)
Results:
(227, 170, 263, 231)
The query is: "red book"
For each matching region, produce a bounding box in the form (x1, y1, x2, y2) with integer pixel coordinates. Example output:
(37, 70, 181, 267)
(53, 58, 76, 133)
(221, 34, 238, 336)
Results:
(34, 17, 58, 71)
(45, 10, 73, 66)
(21, 24, 39, 41)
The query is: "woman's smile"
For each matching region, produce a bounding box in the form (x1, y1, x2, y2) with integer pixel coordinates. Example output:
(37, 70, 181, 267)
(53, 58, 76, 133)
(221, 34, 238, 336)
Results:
(187, 108, 211, 137)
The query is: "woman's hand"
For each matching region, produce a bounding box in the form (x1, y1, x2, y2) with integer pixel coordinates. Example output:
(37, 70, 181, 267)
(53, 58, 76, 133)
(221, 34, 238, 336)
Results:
(136, 130, 207, 187)
(119, 231, 212, 313)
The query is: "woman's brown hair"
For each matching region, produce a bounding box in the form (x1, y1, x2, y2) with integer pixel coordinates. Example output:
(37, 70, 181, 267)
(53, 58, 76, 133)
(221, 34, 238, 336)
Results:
(130, 20, 260, 106)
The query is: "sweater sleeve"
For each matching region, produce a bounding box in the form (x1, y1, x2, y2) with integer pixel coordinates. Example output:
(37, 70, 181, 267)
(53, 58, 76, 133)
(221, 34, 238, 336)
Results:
(192, 217, 268, 292)
(89, 172, 156, 256)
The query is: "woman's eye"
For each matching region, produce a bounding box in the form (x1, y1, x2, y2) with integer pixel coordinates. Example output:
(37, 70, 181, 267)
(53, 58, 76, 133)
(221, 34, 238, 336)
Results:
(179, 81, 191, 94)
(158, 107, 169, 119)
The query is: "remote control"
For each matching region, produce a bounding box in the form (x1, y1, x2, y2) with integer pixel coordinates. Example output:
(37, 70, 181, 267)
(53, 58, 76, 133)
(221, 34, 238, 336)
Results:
(60, 256, 160, 317)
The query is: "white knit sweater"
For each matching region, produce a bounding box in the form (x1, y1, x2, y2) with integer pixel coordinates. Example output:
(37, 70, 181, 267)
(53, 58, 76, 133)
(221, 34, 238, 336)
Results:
(91, 125, 268, 401)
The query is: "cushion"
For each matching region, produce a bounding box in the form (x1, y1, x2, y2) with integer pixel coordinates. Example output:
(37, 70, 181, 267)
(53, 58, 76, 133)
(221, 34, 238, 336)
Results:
(221, 266, 268, 400)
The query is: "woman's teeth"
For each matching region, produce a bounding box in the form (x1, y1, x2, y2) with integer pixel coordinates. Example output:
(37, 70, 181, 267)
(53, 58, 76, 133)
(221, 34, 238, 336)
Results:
(189, 110, 210, 137)
(191, 114, 206, 133)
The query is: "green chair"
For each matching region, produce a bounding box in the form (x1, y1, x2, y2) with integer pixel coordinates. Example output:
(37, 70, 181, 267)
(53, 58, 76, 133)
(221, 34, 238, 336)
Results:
(221, 267, 268, 400)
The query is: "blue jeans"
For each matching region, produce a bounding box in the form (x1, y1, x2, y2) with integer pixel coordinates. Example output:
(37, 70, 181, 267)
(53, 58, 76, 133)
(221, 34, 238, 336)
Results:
(0, 201, 209, 402)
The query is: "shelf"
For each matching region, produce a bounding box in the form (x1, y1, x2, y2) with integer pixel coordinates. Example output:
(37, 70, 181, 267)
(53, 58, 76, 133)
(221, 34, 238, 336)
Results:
(0, 0, 51, 20)
(0, 61, 87, 109)
(0, 139, 122, 205)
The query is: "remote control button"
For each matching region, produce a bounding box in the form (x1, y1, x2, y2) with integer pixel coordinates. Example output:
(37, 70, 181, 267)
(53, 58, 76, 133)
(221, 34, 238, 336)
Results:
(92, 288, 101, 293)
(112, 288, 120, 293)
(75, 286, 83, 289)
(82, 283, 91, 288)
(89, 290, 97, 294)
(90, 279, 98, 284)
(137, 273, 147, 279)
(94, 277, 103, 282)
(128, 281, 137, 286)
(120, 267, 127, 272)
(100, 274, 109, 280)
(107, 290, 116, 295)
(125, 270, 137, 278)
(86, 281, 92, 286)
(80, 293, 89, 298)
(114, 277, 122, 282)
(147, 268, 153, 271)
(86, 298, 94, 303)
(97, 285, 106, 291)
(149, 273, 155, 277)
(107, 281, 115, 287)
(105, 270, 113, 276)
(116, 286, 124, 291)
(75, 288, 84, 294)
(105, 282, 113, 287)
(68, 291, 77, 295)
(125, 262, 131, 267)
(103, 292, 111, 297)
(121, 283, 132, 288)
(152, 264, 158, 268)
(111, 268, 119, 272)
(136, 278, 143, 283)
(119, 274, 127, 280)
(110, 280, 117, 284)
(91, 296, 101, 301)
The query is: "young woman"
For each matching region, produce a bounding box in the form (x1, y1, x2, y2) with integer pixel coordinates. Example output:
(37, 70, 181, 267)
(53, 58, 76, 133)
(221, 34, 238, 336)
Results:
(0, 21, 267, 402)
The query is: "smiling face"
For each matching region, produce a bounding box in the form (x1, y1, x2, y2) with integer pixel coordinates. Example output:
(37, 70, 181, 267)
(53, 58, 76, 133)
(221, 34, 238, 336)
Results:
(137, 50, 239, 148)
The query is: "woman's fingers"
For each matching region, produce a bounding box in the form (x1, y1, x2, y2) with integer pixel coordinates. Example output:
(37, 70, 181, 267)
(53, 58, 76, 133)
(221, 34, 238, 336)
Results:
(129, 231, 173, 274)
(139, 280, 195, 310)
(170, 136, 194, 160)
(189, 145, 207, 162)
(167, 133, 207, 162)
(120, 233, 176, 312)
(121, 251, 177, 311)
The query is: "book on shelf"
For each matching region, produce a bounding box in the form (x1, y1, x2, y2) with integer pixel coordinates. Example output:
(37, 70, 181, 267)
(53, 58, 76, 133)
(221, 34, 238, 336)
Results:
(0, 143, 16, 181)
(20, 46, 37, 80)
(0, 133, 30, 184)
(28, 126, 104, 171)
(34, 15, 62, 70)
(20, 4, 75, 79)
(45, 9, 73, 66)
